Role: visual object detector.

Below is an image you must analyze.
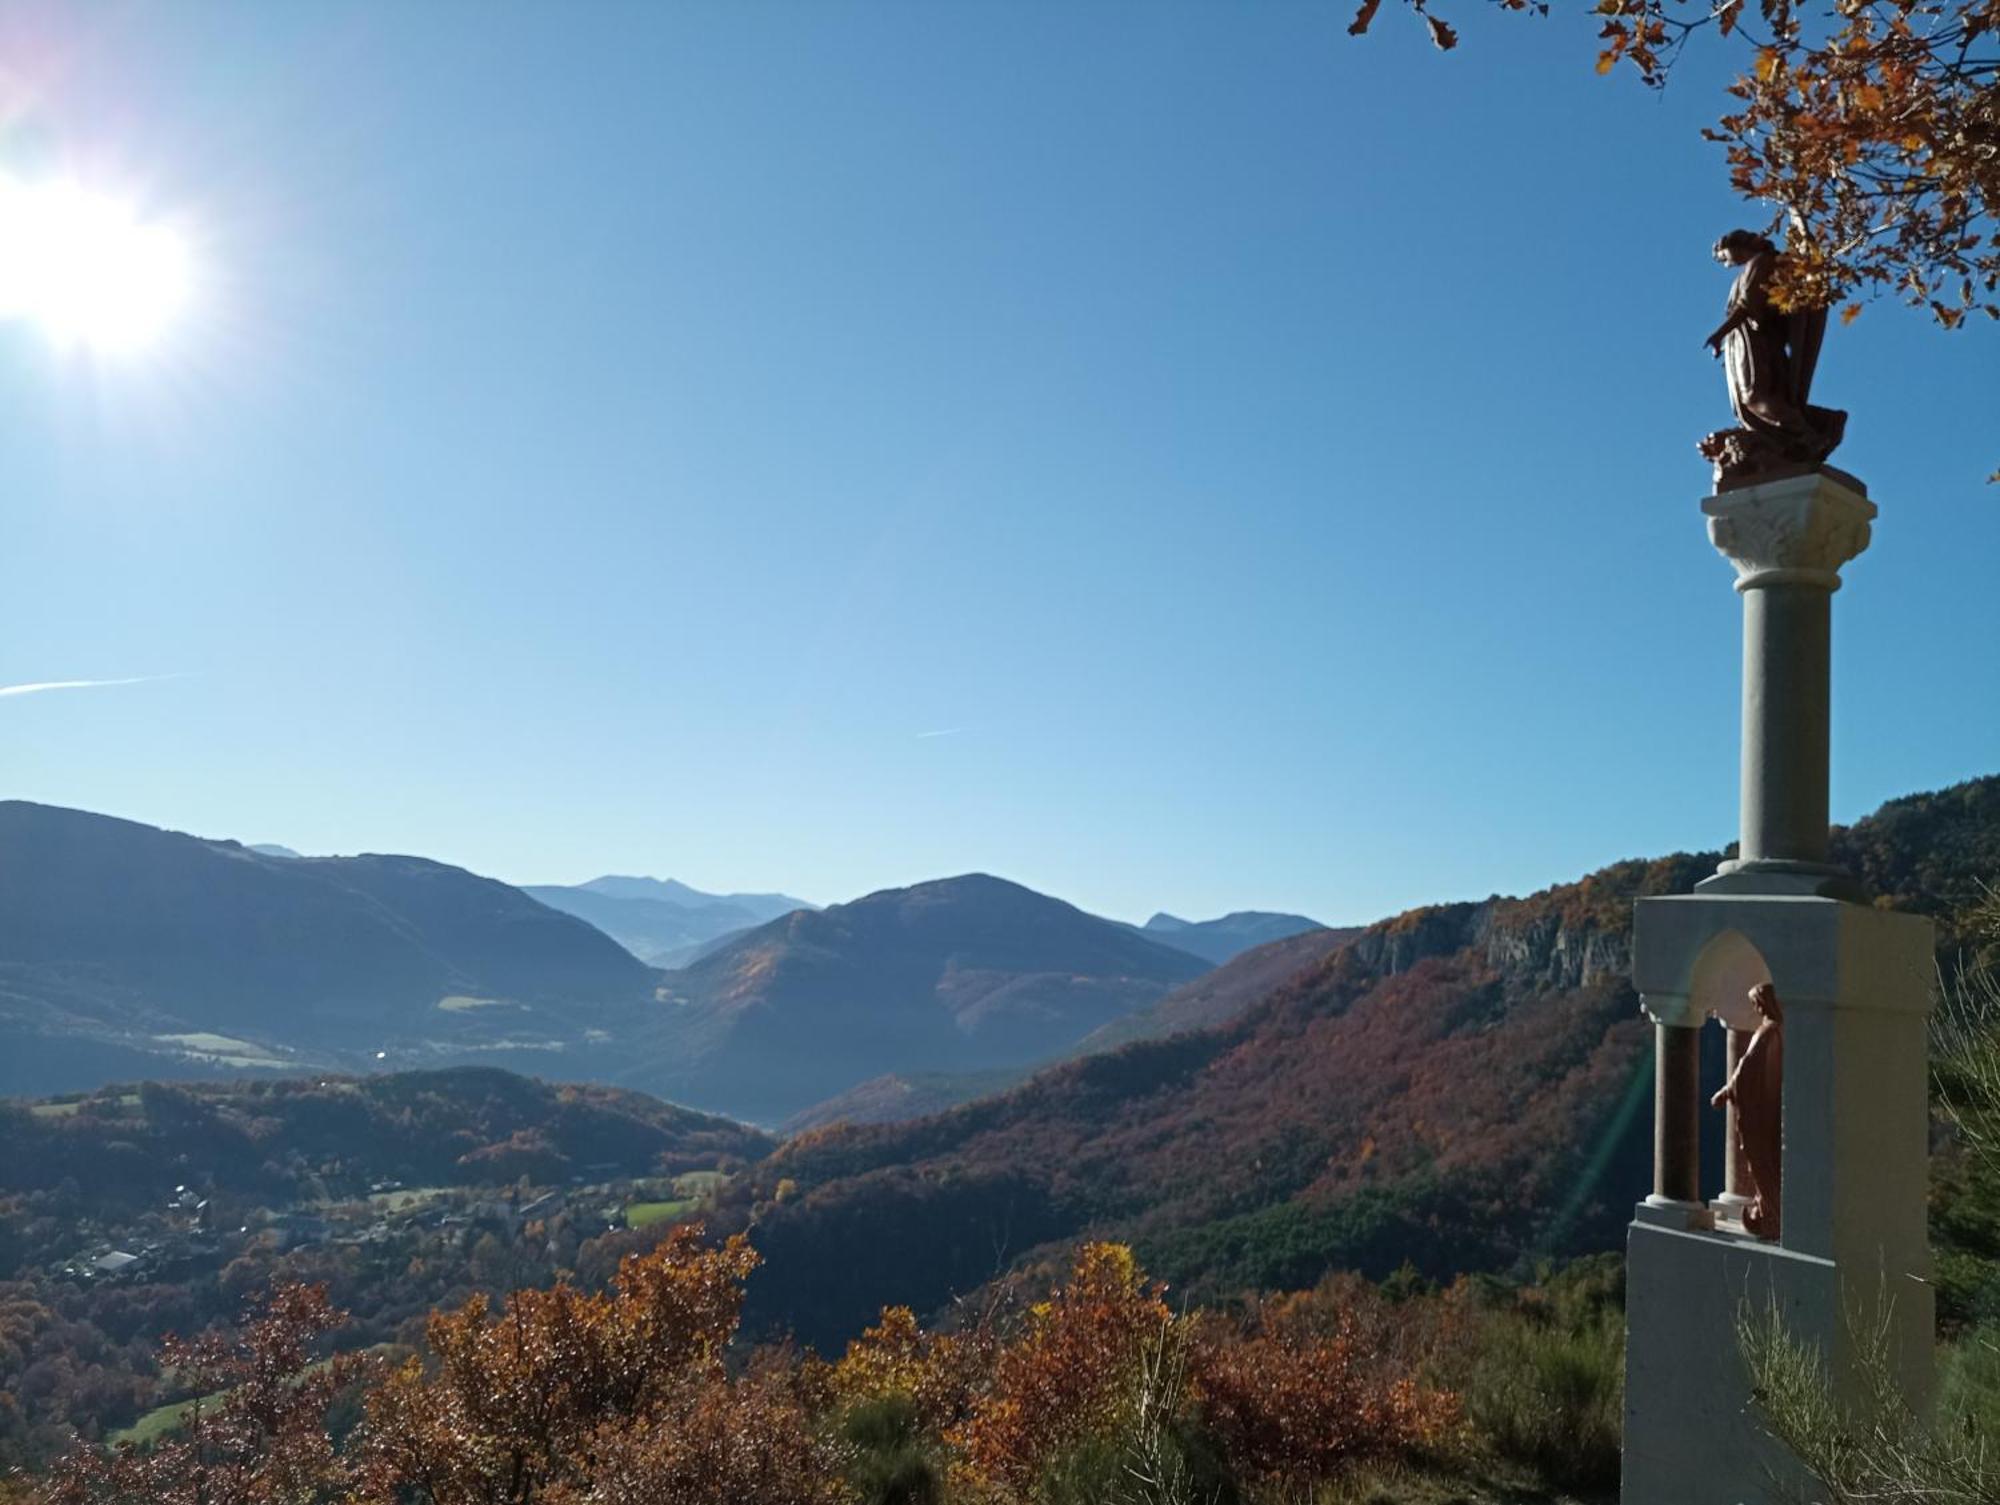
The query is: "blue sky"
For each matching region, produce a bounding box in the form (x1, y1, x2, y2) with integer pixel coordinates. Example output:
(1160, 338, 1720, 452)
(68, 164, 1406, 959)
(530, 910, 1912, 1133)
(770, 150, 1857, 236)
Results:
(1, 0, 1993, 927)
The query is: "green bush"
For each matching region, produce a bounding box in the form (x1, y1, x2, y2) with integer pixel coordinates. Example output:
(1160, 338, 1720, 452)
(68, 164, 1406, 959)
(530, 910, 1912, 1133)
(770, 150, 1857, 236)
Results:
(1032, 1430, 1232, 1505)
(1460, 1308, 1623, 1495)
(840, 1394, 948, 1505)
(1936, 1321, 2000, 1458)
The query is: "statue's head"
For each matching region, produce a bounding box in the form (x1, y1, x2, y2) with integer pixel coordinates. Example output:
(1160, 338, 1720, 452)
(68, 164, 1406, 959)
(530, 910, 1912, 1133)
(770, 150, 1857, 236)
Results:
(1714, 228, 1775, 266)
(1748, 981, 1783, 1023)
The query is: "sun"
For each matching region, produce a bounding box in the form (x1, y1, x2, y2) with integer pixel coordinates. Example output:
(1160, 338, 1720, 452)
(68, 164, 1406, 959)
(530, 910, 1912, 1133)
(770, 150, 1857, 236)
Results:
(0, 176, 193, 355)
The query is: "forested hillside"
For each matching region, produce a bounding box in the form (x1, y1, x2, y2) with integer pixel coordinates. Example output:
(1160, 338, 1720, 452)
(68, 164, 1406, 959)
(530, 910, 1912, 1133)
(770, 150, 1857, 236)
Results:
(0, 1068, 769, 1467)
(0, 1068, 770, 1213)
(718, 776, 2000, 1350)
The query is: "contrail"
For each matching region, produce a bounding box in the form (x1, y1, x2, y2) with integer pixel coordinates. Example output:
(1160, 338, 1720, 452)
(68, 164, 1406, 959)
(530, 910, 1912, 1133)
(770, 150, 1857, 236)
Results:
(916, 728, 962, 740)
(0, 675, 181, 699)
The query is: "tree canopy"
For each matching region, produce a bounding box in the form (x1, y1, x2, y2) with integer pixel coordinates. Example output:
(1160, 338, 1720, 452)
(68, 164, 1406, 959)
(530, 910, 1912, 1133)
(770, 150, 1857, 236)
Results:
(1352, 0, 1999, 333)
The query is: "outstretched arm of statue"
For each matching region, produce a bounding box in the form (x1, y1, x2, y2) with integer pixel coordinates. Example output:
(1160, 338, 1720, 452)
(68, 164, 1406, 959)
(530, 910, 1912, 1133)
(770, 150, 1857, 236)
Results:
(1704, 307, 1749, 358)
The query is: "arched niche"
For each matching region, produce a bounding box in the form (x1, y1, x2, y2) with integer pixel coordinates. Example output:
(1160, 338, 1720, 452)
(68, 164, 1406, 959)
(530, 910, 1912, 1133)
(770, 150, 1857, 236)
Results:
(1688, 928, 1773, 1032)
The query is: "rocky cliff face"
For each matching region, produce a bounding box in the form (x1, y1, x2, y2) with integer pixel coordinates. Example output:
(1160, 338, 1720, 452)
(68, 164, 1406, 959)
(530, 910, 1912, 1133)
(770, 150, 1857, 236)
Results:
(1475, 905, 1634, 992)
(1347, 852, 1720, 996)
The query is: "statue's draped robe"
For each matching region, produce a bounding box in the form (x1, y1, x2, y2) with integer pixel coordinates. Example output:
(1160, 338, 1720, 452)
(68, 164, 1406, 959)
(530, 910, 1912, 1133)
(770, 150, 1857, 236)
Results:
(1718, 253, 1839, 469)
(1733, 1020, 1784, 1240)
(1724, 252, 1812, 438)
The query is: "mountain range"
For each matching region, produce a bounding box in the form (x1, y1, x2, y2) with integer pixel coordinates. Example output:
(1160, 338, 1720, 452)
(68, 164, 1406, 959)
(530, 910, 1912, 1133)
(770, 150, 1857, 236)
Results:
(0, 802, 659, 1096)
(0, 807, 1284, 1120)
(4, 774, 1996, 1356)
(632, 875, 1214, 1123)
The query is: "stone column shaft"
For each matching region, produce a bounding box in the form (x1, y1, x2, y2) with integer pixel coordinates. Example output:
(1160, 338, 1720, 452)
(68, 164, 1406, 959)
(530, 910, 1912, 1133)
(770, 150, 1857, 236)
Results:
(1740, 585, 1831, 866)
(1655, 1023, 1701, 1205)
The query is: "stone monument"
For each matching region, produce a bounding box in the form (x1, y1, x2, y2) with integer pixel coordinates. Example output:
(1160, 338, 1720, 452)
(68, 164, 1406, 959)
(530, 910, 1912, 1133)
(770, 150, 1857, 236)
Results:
(1620, 245, 1935, 1503)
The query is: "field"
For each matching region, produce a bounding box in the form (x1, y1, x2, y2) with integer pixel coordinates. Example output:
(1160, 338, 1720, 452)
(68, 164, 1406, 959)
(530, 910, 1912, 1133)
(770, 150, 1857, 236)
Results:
(109, 1393, 219, 1447)
(622, 1171, 728, 1229)
(623, 1198, 696, 1229)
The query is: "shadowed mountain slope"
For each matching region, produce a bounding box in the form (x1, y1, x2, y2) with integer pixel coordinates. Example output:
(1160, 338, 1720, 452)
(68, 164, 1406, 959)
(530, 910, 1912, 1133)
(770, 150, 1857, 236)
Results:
(0, 802, 659, 1096)
(627, 874, 1212, 1125)
(782, 925, 1369, 1132)
(1079, 923, 1367, 1054)
(722, 776, 2000, 1350)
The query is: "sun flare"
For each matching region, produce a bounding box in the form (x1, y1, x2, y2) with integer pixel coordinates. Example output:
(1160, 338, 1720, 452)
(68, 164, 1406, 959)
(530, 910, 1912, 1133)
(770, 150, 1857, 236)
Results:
(0, 176, 193, 355)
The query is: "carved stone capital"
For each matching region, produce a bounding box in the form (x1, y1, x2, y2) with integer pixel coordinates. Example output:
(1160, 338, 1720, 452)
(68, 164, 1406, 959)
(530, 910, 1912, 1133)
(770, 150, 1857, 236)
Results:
(1700, 470, 1876, 592)
(1639, 992, 1697, 1028)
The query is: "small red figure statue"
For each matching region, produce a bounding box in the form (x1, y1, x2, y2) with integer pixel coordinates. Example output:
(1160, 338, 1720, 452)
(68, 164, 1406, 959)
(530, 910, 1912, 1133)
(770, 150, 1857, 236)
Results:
(1712, 982, 1784, 1240)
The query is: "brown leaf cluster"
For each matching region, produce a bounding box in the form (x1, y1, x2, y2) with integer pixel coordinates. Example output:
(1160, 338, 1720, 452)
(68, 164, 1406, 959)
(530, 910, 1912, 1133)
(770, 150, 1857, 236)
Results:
(353, 1224, 844, 1505)
(952, 1243, 1172, 1489)
(34, 1285, 364, 1505)
(1195, 1320, 1461, 1488)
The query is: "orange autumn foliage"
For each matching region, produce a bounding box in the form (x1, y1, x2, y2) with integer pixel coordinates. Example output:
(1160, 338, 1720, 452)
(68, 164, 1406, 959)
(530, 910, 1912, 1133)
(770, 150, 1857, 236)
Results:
(39, 1233, 1468, 1505)
(952, 1243, 1171, 1490)
(1194, 1318, 1462, 1487)
(356, 1224, 844, 1505)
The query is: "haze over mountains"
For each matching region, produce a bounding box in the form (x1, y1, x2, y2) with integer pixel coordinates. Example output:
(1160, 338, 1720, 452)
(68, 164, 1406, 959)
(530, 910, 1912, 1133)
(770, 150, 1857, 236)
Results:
(0, 802, 659, 1096)
(0, 803, 1326, 1121)
(1134, 911, 1328, 965)
(632, 875, 1214, 1123)
(522, 877, 816, 968)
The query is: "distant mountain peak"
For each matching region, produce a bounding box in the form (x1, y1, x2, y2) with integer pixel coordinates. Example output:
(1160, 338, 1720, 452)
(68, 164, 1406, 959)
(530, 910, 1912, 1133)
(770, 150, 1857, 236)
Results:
(528, 876, 816, 968)
(1133, 910, 1329, 967)
(575, 874, 814, 918)
(639, 871, 1212, 1124)
(248, 842, 303, 860)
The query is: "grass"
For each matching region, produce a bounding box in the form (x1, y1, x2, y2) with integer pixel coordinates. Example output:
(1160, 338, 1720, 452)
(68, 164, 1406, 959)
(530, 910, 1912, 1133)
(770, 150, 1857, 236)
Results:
(365, 1186, 449, 1212)
(110, 1346, 392, 1448)
(620, 1171, 729, 1228)
(110, 1391, 223, 1446)
(1458, 1315, 1622, 1497)
(30, 1092, 142, 1119)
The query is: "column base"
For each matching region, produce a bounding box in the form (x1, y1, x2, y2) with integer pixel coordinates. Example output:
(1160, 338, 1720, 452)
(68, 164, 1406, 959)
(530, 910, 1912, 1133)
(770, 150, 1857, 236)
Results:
(1709, 1191, 1752, 1230)
(1701, 860, 1868, 901)
(1634, 1196, 1714, 1232)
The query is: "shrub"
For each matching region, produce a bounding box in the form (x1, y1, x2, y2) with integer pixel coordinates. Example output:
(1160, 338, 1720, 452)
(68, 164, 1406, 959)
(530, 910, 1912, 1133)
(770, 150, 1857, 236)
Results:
(955, 1244, 1171, 1491)
(1195, 1317, 1460, 1493)
(1453, 1277, 1623, 1496)
(840, 1394, 947, 1505)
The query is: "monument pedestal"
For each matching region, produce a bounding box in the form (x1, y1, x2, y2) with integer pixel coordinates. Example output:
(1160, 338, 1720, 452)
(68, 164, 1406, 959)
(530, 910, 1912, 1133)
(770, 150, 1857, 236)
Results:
(1621, 472, 1934, 1505)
